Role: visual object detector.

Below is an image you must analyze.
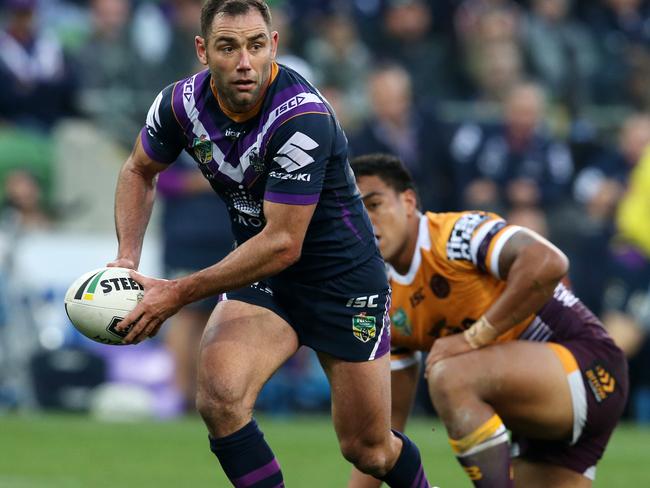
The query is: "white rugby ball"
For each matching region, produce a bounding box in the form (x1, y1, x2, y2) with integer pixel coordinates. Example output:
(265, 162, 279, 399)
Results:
(64, 267, 144, 345)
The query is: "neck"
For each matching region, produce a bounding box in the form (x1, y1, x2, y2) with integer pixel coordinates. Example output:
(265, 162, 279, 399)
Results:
(392, 213, 421, 275)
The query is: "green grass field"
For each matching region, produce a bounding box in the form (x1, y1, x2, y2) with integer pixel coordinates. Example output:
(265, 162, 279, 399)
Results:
(0, 413, 649, 487)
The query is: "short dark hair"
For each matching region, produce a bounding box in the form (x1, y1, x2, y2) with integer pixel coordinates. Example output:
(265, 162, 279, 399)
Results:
(201, 0, 272, 39)
(350, 153, 420, 208)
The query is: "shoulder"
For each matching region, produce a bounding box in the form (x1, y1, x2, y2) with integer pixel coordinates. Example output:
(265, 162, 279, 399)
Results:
(428, 211, 506, 264)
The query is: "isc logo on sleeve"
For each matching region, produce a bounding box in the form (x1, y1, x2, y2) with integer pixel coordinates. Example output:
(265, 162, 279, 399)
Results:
(273, 132, 319, 172)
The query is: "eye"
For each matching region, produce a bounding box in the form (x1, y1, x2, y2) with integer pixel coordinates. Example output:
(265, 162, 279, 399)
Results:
(251, 43, 263, 51)
(220, 45, 234, 54)
(366, 201, 380, 211)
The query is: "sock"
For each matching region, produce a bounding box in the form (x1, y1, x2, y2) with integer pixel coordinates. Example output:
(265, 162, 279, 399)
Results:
(380, 430, 431, 488)
(209, 419, 284, 488)
(449, 414, 513, 488)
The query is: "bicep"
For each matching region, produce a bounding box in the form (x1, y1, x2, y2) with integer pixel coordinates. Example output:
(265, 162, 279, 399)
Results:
(497, 228, 566, 280)
(262, 199, 316, 244)
(122, 134, 171, 182)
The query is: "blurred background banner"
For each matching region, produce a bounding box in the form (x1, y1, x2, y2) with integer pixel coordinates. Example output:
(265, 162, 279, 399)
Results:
(1, 0, 650, 427)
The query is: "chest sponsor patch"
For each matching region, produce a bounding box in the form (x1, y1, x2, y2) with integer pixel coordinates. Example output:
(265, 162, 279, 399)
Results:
(446, 213, 489, 261)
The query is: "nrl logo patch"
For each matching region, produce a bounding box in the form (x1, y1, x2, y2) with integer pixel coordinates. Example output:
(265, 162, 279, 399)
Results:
(192, 135, 212, 165)
(352, 313, 376, 343)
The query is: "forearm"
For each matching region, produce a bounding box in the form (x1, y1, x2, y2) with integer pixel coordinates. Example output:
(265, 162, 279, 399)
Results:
(114, 163, 157, 268)
(175, 229, 299, 306)
(485, 243, 567, 332)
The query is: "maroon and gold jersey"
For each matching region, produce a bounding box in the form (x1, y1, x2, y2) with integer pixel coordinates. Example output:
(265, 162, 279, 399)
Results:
(389, 211, 609, 368)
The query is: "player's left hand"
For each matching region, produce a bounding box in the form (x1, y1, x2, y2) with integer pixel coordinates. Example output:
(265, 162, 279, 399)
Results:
(116, 270, 183, 344)
(424, 334, 473, 378)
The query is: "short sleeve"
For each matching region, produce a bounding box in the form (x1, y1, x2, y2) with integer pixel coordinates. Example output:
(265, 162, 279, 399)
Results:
(263, 113, 333, 205)
(140, 83, 186, 164)
(444, 211, 523, 279)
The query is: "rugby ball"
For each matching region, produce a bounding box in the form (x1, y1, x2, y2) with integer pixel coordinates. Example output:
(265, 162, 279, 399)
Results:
(64, 267, 144, 345)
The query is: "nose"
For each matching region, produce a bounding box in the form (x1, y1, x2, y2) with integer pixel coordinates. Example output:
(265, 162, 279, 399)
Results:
(237, 49, 252, 71)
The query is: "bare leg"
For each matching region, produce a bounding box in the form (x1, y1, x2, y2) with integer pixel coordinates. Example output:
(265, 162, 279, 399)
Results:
(428, 342, 575, 487)
(196, 299, 299, 487)
(320, 352, 430, 487)
(196, 299, 299, 436)
(164, 307, 209, 410)
(348, 363, 421, 488)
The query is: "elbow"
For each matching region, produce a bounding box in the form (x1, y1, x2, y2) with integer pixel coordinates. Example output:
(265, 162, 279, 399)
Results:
(535, 244, 569, 284)
(275, 237, 303, 269)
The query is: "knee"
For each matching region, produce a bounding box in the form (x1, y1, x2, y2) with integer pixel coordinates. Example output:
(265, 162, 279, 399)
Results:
(195, 377, 252, 428)
(428, 358, 470, 412)
(339, 435, 392, 477)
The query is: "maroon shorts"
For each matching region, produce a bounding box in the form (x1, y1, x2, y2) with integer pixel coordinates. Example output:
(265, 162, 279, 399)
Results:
(514, 336, 628, 479)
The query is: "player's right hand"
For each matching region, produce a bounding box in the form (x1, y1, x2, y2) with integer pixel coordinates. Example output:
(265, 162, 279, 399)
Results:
(106, 257, 137, 269)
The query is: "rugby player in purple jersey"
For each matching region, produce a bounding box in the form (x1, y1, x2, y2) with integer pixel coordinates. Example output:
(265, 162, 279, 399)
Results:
(107, 1, 432, 487)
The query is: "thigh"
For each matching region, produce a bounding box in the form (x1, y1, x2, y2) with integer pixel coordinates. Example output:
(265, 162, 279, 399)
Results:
(513, 459, 591, 488)
(319, 351, 392, 444)
(437, 341, 575, 440)
(198, 299, 299, 412)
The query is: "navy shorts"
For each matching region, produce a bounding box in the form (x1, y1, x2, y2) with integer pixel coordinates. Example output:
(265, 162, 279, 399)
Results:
(220, 255, 391, 362)
(514, 336, 628, 480)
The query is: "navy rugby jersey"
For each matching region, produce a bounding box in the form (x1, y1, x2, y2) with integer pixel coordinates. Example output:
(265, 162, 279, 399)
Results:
(140, 63, 379, 282)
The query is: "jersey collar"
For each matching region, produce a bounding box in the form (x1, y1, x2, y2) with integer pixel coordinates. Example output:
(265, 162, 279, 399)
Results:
(211, 61, 279, 123)
(388, 213, 431, 285)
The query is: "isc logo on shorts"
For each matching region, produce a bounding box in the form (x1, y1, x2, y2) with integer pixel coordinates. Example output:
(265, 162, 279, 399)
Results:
(346, 295, 379, 308)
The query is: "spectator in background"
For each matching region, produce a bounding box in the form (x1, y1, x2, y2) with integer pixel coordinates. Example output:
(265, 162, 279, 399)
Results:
(574, 114, 650, 227)
(304, 12, 370, 126)
(157, 154, 233, 412)
(523, 0, 598, 116)
(570, 114, 650, 314)
(151, 0, 206, 83)
(0, 0, 77, 131)
(1, 169, 51, 231)
(602, 145, 650, 423)
(450, 82, 574, 220)
(378, 0, 449, 101)
(273, 6, 315, 83)
(75, 0, 142, 148)
(587, 0, 650, 108)
(349, 63, 453, 211)
(458, 3, 525, 103)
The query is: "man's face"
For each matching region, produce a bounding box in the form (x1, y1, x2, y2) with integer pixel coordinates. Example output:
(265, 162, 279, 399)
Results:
(357, 175, 414, 265)
(196, 10, 278, 112)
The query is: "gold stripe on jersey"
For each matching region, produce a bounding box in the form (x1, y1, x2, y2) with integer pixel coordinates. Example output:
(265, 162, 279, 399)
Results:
(388, 212, 533, 358)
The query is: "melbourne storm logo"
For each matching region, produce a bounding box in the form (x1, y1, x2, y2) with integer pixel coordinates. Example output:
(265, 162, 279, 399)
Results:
(249, 148, 265, 174)
(192, 135, 213, 165)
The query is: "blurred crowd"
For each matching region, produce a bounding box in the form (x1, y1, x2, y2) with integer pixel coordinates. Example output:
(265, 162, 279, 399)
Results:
(2, 0, 650, 421)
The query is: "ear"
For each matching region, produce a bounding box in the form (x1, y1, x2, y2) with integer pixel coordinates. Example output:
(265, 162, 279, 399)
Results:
(270, 30, 279, 59)
(195, 35, 208, 66)
(401, 189, 419, 217)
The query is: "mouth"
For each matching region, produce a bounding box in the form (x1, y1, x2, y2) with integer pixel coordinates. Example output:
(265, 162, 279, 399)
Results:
(232, 79, 256, 92)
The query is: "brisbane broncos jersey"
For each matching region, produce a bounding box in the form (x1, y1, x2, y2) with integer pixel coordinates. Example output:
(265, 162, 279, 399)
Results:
(140, 63, 378, 282)
(389, 211, 610, 366)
